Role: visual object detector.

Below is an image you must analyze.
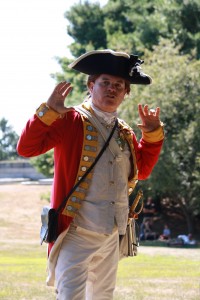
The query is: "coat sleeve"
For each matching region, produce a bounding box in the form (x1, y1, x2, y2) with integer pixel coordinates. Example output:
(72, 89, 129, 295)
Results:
(16, 106, 82, 158)
(133, 125, 164, 180)
(17, 103, 66, 157)
(17, 114, 64, 157)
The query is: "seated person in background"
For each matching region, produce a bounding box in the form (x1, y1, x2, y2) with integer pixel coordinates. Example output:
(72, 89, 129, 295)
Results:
(140, 218, 158, 240)
(143, 196, 156, 221)
(178, 233, 197, 245)
(159, 224, 171, 240)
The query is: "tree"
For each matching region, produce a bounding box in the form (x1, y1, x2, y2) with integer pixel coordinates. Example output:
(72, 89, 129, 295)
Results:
(173, 0, 200, 58)
(103, 0, 169, 54)
(0, 118, 19, 160)
(52, 0, 200, 104)
(35, 0, 200, 233)
(65, 0, 107, 57)
(30, 150, 54, 178)
(119, 39, 200, 233)
(104, 0, 200, 58)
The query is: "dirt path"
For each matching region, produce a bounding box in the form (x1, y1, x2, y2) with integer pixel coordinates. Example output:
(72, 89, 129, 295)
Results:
(0, 183, 199, 259)
(0, 183, 51, 242)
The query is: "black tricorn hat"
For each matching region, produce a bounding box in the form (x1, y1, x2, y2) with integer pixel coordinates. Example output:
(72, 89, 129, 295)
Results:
(68, 49, 152, 84)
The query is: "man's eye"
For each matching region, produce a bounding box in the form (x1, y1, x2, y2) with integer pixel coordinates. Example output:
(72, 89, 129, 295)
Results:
(100, 81, 124, 89)
(115, 83, 123, 90)
(102, 81, 109, 86)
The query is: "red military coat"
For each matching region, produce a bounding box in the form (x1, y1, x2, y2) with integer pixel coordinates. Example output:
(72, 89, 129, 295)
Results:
(17, 103, 164, 253)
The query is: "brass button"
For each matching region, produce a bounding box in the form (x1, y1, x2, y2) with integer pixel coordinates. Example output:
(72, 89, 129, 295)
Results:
(86, 135, 92, 140)
(38, 111, 44, 117)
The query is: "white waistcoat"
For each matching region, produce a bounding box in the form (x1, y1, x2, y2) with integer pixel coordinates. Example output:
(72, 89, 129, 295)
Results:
(74, 112, 131, 235)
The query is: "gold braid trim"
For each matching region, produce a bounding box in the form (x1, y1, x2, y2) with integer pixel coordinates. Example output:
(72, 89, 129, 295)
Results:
(118, 119, 138, 194)
(81, 104, 139, 193)
(62, 114, 98, 217)
(62, 103, 139, 217)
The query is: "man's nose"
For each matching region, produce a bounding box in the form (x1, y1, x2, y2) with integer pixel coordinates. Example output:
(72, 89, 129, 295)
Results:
(107, 83, 116, 91)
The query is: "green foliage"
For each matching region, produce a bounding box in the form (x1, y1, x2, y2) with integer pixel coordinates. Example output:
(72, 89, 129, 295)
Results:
(119, 39, 200, 231)
(104, 0, 169, 53)
(30, 149, 54, 177)
(0, 118, 19, 160)
(53, 0, 200, 106)
(176, 0, 200, 58)
(104, 0, 200, 58)
(51, 56, 89, 105)
(33, 0, 200, 232)
(65, 1, 107, 57)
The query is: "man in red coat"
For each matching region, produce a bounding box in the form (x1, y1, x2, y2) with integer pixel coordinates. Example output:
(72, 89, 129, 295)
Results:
(17, 49, 164, 300)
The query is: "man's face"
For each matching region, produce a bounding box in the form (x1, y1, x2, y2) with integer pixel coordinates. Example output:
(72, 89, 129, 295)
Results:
(89, 74, 128, 112)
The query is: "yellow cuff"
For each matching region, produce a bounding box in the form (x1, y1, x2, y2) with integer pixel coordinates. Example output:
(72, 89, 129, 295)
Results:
(142, 123, 164, 143)
(36, 103, 61, 126)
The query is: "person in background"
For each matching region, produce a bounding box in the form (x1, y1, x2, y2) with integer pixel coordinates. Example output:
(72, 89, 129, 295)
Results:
(140, 218, 158, 240)
(159, 224, 171, 240)
(178, 233, 196, 245)
(17, 49, 164, 300)
(142, 196, 156, 222)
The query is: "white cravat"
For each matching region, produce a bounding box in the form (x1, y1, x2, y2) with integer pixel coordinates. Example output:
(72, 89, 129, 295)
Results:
(90, 102, 117, 125)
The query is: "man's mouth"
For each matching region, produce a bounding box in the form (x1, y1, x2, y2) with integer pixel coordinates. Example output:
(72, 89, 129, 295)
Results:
(106, 94, 115, 99)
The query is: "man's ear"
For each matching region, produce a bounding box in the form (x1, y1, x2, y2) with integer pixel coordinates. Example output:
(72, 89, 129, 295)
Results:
(88, 82, 94, 93)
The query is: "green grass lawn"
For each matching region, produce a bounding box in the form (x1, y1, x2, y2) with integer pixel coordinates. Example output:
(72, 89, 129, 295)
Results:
(116, 252, 200, 300)
(0, 242, 199, 300)
(0, 243, 55, 300)
(0, 184, 199, 299)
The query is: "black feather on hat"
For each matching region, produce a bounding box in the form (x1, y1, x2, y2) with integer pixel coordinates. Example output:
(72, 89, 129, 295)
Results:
(68, 49, 152, 85)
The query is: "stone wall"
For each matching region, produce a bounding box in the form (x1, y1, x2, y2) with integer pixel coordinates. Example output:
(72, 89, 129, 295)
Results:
(0, 160, 46, 180)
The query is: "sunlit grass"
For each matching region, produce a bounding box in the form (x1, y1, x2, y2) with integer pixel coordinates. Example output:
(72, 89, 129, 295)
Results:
(0, 244, 200, 300)
(0, 184, 199, 300)
(118, 254, 200, 278)
(0, 244, 55, 300)
(115, 254, 200, 300)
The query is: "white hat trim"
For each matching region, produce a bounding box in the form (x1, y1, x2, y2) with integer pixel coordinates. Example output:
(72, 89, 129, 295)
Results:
(68, 49, 130, 69)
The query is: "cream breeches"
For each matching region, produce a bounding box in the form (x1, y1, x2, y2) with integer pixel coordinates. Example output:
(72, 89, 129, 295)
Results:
(55, 224, 119, 300)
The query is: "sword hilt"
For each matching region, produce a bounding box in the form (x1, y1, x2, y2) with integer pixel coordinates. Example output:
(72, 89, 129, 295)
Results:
(129, 189, 143, 219)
